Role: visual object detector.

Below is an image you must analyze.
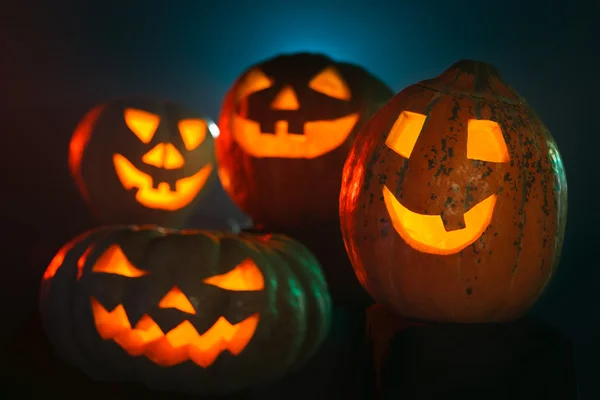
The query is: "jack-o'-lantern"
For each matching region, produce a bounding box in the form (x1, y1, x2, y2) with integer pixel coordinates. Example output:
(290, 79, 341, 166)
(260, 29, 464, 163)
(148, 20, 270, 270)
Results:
(39, 225, 331, 395)
(340, 60, 568, 323)
(69, 99, 218, 228)
(217, 52, 393, 231)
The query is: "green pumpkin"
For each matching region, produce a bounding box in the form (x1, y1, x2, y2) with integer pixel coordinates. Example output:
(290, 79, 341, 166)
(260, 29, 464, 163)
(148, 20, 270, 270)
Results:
(40, 225, 331, 395)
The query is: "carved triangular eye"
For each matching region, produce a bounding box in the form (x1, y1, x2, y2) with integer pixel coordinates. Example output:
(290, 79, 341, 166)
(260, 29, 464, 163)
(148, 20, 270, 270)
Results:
(178, 119, 207, 151)
(308, 66, 351, 101)
(203, 258, 264, 291)
(124, 108, 160, 144)
(467, 120, 510, 163)
(236, 69, 274, 101)
(91, 245, 149, 277)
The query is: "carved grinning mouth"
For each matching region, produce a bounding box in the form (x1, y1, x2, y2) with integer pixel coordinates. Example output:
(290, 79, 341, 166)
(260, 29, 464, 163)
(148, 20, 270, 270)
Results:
(112, 154, 212, 211)
(231, 113, 359, 159)
(91, 297, 259, 367)
(382, 185, 497, 255)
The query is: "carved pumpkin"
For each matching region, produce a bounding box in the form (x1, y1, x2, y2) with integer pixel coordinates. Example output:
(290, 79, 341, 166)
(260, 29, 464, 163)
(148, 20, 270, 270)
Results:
(69, 99, 218, 228)
(340, 60, 568, 323)
(217, 52, 393, 230)
(39, 226, 331, 395)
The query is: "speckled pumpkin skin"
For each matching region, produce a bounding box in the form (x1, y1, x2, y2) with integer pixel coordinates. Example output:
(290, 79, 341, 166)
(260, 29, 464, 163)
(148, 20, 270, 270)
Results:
(340, 60, 568, 323)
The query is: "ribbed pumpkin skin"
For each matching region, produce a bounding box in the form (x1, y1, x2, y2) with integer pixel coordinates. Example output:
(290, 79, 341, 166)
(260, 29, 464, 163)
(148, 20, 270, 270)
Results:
(340, 60, 568, 323)
(39, 226, 331, 395)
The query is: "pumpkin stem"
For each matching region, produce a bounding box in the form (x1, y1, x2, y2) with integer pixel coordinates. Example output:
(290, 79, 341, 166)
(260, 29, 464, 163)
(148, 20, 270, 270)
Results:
(448, 59, 502, 79)
(417, 59, 525, 104)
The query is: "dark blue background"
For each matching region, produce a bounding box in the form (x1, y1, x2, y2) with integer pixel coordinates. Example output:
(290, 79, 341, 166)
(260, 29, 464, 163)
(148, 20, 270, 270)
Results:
(3, 0, 598, 398)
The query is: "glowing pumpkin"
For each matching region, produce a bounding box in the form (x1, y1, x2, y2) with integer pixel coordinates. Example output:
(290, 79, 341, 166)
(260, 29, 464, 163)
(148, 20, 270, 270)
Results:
(217, 52, 393, 231)
(69, 99, 218, 228)
(39, 226, 331, 395)
(340, 60, 568, 323)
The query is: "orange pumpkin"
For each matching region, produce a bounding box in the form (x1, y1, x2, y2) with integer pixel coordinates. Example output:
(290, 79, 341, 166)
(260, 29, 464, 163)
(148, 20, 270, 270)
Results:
(69, 99, 217, 228)
(217, 53, 393, 231)
(340, 60, 568, 323)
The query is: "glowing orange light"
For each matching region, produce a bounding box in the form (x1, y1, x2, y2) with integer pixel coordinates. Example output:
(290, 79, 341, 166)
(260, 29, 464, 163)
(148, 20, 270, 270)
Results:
(91, 245, 149, 277)
(231, 114, 358, 159)
(112, 154, 213, 210)
(383, 112, 511, 255)
(467, 119, 510, 163)
(231, 66, 357, 159)
(202, 258, 265, 291)
(383, 187, 497, 255)
(270, 86, 300, 110)
(89, 256, 265, 367)
(384, 111, 427, 159)
(308, 66, 351, 101)
(124, 109, 160, 144)
(158, 286, 196, 314)
(178, 119, 207, 151)
(235, 68, 274, 102)
(141, 143, 185, 169)
(43, 242, 77, 280)
(91, 298, 259, 367)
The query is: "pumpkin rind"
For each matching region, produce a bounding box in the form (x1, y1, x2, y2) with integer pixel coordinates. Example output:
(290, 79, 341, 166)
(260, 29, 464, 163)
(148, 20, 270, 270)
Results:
(217, 52, 393, 231)
(39, 226, 331, 395)
(339, 60, 568, 323)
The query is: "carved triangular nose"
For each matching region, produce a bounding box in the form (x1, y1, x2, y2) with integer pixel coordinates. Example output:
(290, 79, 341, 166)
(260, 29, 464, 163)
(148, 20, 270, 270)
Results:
(141, 143, 184, 169)
(270, 85, 299, 110)
(163, 143, 184, 169)
(158, 286, 196, 314)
